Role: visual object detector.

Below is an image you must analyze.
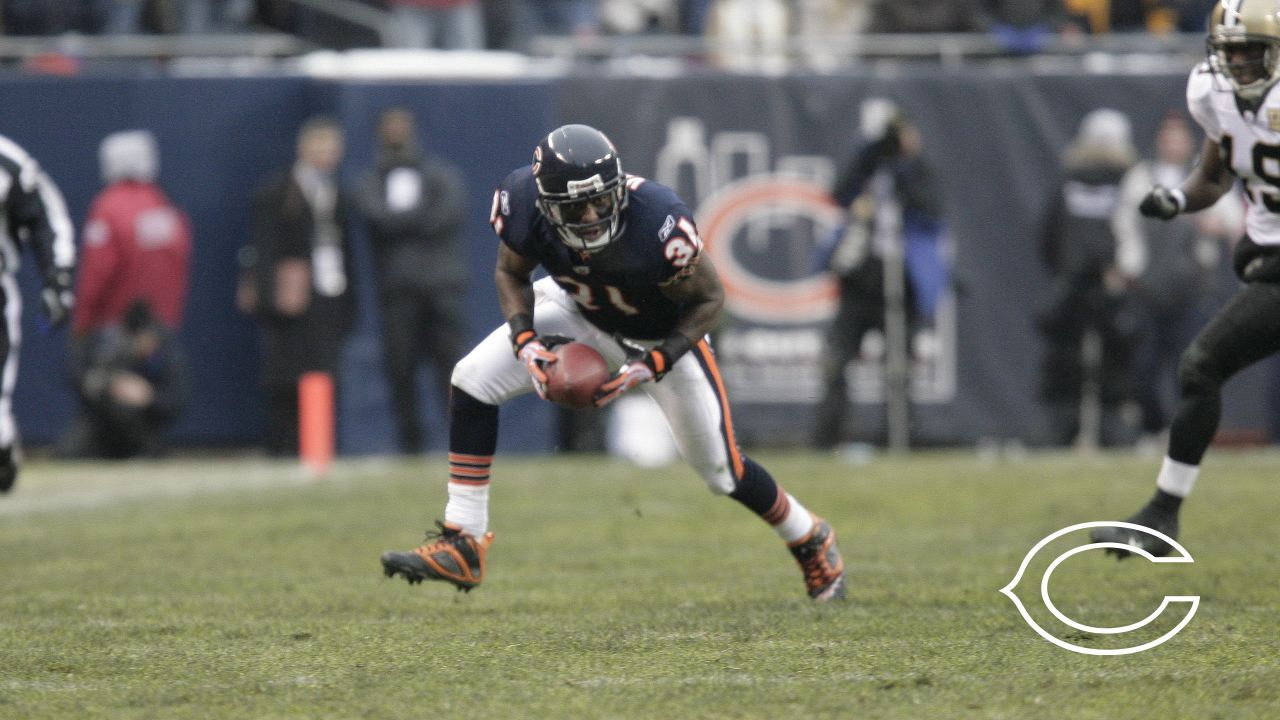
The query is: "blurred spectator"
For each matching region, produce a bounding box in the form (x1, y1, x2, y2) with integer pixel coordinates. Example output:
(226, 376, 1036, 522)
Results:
(3, 1, 98, 34)
(811, 100, 948, 449)
(1109, 0, 1153, 32)
(1115, 112, 1242, 444)
(1063, 0, 1106, 32)
(8, 0, 250, 36)
(525, 0, 599, 37)
(386, 0, 485, 49)
(867, 0, 982, 32)
(177, 0, 253, 33)
(1173, 0, 1216, 32)
(706, 0, 790, 73)
(238, 116, 356, 457)
(0, 133, 75, 493)
(680, 0, 714, 33)
(73, 130, 192, 339)
(96, 0, 179, 34)
(480, 0, 521, 49)
(58, 301, 188, 459)
(1063, 0, 1178, 33)
(983, 0, 1073, 53)
(599, 0, 680, 35)
(1035, 108, 1140, 447)
(796, 0, 873, 69)
(482, 0, 599, 50)
(356, 108, 469, 454)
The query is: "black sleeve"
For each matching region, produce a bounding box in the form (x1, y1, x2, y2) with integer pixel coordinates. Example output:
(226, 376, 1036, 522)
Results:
(418, 159, 467, 240)
(832, 136, 897, 208)
(4, 152, 74, 284)
(895, 158, 943, 220)
(245, 180, 278, 318)
(335, 193, 358, 336)
(1039, 185, 1065, 273)
(145, 332, 190, 423)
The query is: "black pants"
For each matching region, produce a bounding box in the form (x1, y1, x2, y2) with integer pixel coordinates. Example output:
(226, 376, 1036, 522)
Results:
(812, 259, 917, 449)
(1132, 300, 1202, 435)
(264, 381, 300, 457)
(813, 291, 884, 449)
(1167, 281, 1280, 465)
(380, 287, 467, 453)
(59, 403, 166, 459)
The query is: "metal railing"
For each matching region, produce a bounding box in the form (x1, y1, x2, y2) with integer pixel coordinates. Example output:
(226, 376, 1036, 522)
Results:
(0, 24, 1207, 71)
(526, 31, 1207, 68)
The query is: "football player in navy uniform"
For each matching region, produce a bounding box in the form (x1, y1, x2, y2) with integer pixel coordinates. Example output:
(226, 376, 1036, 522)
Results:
(381, 124, 847, 601)
(1092, 1, 1280, 555)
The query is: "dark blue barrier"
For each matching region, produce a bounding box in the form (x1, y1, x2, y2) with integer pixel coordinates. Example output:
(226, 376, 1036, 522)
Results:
(3, 75, 559, 454)
(6, 76, 323, 447)
(329, 80, 559, 454)
(2, 69, 1275, 453)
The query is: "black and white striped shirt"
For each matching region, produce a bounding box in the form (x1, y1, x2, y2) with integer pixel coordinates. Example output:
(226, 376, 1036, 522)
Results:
(0, 134, 74, 280)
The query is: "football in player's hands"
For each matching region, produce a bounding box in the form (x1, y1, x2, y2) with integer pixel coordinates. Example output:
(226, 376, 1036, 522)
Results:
(544, 342, 610, 409)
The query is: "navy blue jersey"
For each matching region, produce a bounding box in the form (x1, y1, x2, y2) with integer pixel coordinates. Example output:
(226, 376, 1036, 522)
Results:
(490, 166, 703, 340)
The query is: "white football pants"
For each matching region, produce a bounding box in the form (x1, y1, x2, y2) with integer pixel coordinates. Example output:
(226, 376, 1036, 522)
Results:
(451, 277, 741, 495)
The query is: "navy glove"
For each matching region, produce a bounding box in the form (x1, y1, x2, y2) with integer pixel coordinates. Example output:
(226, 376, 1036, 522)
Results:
(1139, 186, 1184, 220)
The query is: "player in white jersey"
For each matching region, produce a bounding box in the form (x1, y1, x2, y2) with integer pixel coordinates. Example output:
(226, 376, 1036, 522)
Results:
(1092, 0, 1280, 555)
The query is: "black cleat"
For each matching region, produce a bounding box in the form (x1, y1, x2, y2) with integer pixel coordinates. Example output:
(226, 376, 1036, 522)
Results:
(0, 445, 16, 494)
(381, 521, 494, 592)
(789, 516, 847, 602)
(1089, 505, 1180, 559)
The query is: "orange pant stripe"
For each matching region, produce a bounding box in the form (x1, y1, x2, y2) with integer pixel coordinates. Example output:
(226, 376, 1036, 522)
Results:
(694, 339, 745, 480)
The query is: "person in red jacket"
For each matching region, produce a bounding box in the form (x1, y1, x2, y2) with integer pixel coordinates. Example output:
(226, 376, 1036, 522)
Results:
(73, 130, 192, 337)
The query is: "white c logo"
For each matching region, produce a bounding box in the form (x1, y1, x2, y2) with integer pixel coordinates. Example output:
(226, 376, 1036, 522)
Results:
(1000, 521, 1199, 656)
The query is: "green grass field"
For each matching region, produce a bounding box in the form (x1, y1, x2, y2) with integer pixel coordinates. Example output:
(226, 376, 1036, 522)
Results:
(2, 450, 1279, 719)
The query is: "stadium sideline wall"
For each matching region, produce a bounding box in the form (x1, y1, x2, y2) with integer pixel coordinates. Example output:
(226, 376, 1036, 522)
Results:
(3, 69, 1274, 454)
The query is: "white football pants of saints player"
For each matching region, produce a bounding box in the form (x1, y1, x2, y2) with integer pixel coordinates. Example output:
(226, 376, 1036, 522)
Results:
(451, 276, 740, 495)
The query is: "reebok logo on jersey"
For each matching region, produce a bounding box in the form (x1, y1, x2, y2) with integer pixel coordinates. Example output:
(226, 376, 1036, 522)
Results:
(658, 214, 675, 242)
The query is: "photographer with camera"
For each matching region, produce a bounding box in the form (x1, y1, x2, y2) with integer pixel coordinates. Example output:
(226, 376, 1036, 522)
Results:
(811, 100, 948, 450)
(57, 301, 188, 459)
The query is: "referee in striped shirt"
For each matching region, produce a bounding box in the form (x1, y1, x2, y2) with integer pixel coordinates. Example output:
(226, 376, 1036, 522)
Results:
(0, 134, 76, 493)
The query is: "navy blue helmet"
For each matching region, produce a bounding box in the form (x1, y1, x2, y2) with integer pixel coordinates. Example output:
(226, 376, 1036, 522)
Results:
(532, 124, 628, 252)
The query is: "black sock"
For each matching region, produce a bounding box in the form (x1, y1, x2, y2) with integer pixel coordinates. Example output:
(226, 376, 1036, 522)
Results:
(449, 387, 499, 456)
(728, 456, 789, 525)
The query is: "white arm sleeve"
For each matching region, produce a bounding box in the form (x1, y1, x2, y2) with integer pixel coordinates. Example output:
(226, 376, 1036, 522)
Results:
(1187, 64, 1221, 141)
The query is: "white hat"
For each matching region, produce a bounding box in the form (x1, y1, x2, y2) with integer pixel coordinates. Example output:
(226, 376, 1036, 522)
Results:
(1077, 108, 1133, 151)
(100, 130, 158, 184)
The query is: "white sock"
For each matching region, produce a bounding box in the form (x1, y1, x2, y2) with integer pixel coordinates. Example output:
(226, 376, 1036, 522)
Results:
(444, 482, 489, 537)
(1155, 456, 1200, 498)
(773, 494, 816, 543)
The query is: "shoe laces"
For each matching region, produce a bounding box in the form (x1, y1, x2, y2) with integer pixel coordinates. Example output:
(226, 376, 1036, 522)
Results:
(794, 533, 840, 586)
(800, 547, 839, 588)
(419, 521, 467, 551)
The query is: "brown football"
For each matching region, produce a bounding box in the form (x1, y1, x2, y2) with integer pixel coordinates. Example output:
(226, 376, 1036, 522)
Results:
(544, 342, 611, 409)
